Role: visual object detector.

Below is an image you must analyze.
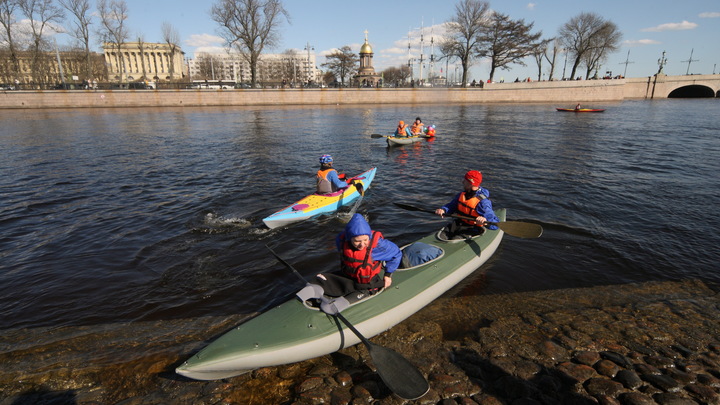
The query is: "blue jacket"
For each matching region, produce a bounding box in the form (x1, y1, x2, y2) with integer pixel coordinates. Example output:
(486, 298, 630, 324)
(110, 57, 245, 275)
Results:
(335, 214, 402, 274)
(325, 169, 349, 191)
(441, 187, 500, 230)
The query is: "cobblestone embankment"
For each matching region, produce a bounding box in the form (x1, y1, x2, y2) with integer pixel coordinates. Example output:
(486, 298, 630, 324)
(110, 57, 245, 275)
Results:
(2, 279, 719, 404)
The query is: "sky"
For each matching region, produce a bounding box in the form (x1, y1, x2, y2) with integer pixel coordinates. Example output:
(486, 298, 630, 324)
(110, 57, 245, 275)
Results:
(56, 0, 720, 81)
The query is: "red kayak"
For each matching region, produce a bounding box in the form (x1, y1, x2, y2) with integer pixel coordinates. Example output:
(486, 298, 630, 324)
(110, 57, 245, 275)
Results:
(556, 108, 605, 113)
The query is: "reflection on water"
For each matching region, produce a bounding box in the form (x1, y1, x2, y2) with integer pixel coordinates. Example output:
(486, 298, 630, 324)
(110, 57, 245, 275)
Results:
(0, 101, 718, 356)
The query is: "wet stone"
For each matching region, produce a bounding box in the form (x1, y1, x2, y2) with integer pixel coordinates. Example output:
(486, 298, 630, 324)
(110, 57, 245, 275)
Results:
(457, 398, 480, 405)
(308, 363, 335, 377)
(601, 351, 634, 369)
(296, 377, 325, 394)
(514, 360, 542, 380)
(584, 378, 625, 397)
(619, 392, 656, 405)
(538, 340, 570, 362)
(472, 393, 504, 405)
(596, 359, 621, 378)
(696, 373, 720, 387)
(614, 370, 643, 391)
(330, 388, 352, 405)
(557, 362, 599, 384)
(677, 361, 704, 374)
(641, 374, 681, 392)
(334, 370, 353, 387)
(645, 355, 676, 369)
(494, 375, 536, 399)
(684, 383, 719, 403)
(575, 350, 602, 366)
(596, 394, 621, 405)
(652, 393, 700, 405)
(665, 368, 696, 384)
(635, 363, 663, 375)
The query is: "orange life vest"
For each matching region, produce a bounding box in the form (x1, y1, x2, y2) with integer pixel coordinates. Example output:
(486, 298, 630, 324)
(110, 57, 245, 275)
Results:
(316, 168, 337, 194)
(410, 122, 423, 134)
(457, 191, 486, 225)
(340, 231, 383, 284)
(396, 123, 408, 135)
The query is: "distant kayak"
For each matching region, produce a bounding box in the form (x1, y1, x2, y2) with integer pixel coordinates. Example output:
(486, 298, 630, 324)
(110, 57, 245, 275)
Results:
(262, 167, 376, 229)
(556, 108, 605, 113)
(386, 135, 428, 146)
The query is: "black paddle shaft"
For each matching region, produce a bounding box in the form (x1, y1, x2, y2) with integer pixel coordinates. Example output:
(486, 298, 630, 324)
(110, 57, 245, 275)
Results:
(266, 245, 430, 400)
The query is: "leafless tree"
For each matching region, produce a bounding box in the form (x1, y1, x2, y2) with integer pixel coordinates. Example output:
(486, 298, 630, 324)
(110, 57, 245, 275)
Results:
(97, 0, 130, 83)
(210, 0, 289, 86)
(529, 37, 555, 81)
(477, 12, 542, 82)
(321, 46, 357, 86)
(558, 12, 622, 80)
(381, 65, 411, 86)
(18, 0, 65, 85)
(195, 52, 223, 80)
(136, 34, 147, 80)
(439, 0, 490, 86)
(161, 21, 180, 80)
(281, 48, 298, 84)
(59, 0, 93, 81)
(0, 0, 23, 82)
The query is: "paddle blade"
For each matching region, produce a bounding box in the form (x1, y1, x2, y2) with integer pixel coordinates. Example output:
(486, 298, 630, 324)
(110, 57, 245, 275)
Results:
(495, 221, 543, 238)
(370, 134, 386, 138)
(367, 342, 429, 400)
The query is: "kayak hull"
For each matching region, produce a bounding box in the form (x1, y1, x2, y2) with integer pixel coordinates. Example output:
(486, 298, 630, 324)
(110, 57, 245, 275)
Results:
(262, 167, 376, 229)
(386, 136, 426, 146)
(556, 108, 605, 112)
(176, 209, 506, 380)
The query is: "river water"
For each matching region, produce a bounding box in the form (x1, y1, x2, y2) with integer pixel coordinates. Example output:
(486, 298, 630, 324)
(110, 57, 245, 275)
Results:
(1, 99, 718, 337)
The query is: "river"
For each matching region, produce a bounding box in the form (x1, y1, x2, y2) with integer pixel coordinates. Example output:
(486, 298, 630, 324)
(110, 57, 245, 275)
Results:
(1, 100, 718, 372)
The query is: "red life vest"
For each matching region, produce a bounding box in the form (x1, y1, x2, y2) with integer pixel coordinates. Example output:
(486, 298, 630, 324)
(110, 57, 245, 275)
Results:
(316, 168, 337, 194)
(340, 231, 383, 284)
(457, 191, 485, 225)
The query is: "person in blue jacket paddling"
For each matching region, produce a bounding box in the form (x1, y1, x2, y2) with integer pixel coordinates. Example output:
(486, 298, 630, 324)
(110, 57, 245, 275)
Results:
(316, 154, 350, 194)
(434, 170, 500, 239)
(311, 214, 401, 303)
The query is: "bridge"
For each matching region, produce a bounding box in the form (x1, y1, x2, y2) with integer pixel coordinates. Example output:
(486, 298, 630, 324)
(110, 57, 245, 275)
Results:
(623, 74, 720, 99)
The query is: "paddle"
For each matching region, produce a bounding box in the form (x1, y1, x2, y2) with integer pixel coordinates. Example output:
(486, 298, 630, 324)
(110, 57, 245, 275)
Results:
(346, 182, 364, 217)
(394, 202, 543, 239)
(265, 244, 430, 400)
(370, 133, 387, 138)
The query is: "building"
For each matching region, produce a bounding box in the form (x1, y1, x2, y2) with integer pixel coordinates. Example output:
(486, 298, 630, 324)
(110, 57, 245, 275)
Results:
(103, 42, 186, 83)
(187, 50, 320, 86)
(0, 49, 107, 88)
(353, 31, 381, 87)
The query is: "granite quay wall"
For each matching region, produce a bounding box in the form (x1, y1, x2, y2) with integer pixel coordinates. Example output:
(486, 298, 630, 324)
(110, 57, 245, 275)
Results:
(1, 75, 717, 109)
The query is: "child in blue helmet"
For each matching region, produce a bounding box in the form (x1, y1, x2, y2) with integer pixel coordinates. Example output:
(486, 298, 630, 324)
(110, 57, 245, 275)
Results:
(316, 154, 349, 194)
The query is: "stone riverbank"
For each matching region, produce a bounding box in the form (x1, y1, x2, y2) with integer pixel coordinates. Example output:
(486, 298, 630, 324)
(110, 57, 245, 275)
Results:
(1, 279, 719, 404)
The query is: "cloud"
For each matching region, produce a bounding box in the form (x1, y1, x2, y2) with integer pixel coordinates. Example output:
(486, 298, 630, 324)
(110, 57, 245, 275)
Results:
(527, 3, 536, 10)
(699, 12, 720, 18)
(185, 33, 224, 48)
(641, 21, 697, 32)
(624, 39, 661, 46)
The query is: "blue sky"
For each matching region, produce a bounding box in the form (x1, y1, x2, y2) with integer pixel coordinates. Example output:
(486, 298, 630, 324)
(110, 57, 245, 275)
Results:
(62, 0, 720, 81)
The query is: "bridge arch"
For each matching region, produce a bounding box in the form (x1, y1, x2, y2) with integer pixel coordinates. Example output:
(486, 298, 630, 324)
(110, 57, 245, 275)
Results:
(667, 84, 716, 98)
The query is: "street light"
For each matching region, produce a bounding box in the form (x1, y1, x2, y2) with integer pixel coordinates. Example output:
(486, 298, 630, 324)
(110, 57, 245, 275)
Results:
(304, 42, 314, 84)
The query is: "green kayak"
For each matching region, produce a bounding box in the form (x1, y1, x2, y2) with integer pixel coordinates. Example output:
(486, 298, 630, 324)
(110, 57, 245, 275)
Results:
(176, 209, 506, 380)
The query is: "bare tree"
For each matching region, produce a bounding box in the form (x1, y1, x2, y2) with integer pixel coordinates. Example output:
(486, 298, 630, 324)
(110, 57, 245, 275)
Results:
(558, 12, 622, 80)
(381, 65, 411, 86)
(161, 21, 180, 80)
(195, 52, 223, 80)
(530, 37, 554, 81)
(321, 46, 357, 86)
(97, 0, 130, 83)
(439, 0, 490, 87)
(210, 0, 289, 86)
(0, 0, 23, 83)
(59, 0, 93, 82)
(477, 12, 542, 82)
(136, 35, 147, 80)
(280, 48, 298, 84)
(18, 0, 65, 85)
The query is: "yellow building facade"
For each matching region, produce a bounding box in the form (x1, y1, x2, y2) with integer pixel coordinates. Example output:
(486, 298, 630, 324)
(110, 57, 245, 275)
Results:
(103, 42, 186, 83)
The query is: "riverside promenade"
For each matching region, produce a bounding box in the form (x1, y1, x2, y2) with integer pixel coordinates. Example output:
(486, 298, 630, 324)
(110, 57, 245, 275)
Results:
(1, 74, 718, 109)
(2, 279, 720, 404)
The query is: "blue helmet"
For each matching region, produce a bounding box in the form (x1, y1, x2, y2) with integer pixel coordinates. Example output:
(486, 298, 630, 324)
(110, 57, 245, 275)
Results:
(319, 154, 333, 164)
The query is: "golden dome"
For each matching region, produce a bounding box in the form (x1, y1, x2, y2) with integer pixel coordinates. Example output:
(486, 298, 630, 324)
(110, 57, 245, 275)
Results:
(360, 39, 373, 54)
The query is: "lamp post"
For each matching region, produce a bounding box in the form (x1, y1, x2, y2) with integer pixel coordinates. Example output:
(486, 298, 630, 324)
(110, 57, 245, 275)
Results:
(304, 42, 314, 85)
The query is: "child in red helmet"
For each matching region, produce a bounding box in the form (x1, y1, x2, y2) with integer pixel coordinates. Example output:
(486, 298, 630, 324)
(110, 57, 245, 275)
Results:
(434, 170, 500, 239)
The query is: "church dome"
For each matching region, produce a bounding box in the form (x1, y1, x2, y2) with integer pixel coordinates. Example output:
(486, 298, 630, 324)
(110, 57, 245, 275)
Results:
(360, 40, 373, 54)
